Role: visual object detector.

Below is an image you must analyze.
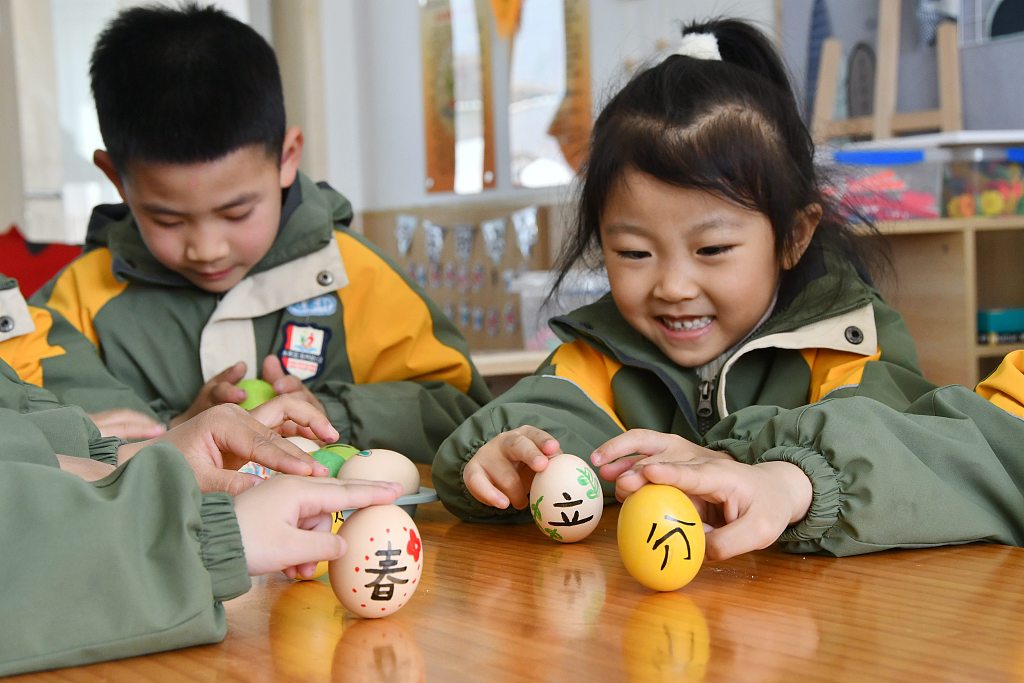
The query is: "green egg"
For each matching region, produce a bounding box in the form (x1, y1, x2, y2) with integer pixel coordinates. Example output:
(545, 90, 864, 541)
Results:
(236, 378, 276, 410)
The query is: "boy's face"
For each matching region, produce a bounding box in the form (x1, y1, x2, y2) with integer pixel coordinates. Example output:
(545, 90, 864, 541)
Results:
(95, 129, 303, 293)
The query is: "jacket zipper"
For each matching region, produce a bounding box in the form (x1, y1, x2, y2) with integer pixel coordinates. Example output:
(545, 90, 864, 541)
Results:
(696, 379, 715, 436)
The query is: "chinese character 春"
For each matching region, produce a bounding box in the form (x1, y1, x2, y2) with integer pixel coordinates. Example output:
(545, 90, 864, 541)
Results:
(364, 541, 409, 601)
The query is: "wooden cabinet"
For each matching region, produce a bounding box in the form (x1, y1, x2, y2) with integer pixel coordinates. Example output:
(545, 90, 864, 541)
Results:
(877, 216, 1024, 387)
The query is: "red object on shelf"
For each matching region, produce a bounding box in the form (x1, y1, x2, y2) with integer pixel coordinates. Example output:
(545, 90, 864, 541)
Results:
(0, 225, 82, 297)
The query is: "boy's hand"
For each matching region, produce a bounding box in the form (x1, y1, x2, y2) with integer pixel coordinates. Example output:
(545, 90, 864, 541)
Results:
(463, 426, 561, 510)
(171, 361, 248, 427)
(616, 458, 813, 561)
(89, 408, 166, 440)
(116, 400, 338, 494)
(590, 429, 734, 480)
(261, 355, 326, 415)
(234, 475, 403, 578)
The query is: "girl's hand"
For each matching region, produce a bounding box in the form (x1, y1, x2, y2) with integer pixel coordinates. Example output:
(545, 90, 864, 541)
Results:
(170, 361, 248, 427)
(261, 354, 326, 416)
(233, 475, 403, 578)
(249, 394, 338, 444)
(463, 426, 561, 510)
(116, 402, 333, 494)
(617, 458, 813, 561)
(590, 429, 734, 481)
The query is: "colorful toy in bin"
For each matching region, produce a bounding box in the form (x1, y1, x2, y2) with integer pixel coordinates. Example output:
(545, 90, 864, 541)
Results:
(943, 148, 1024, 218)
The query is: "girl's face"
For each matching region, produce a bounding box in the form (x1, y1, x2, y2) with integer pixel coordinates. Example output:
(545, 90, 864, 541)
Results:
(600, 168, 782, 369)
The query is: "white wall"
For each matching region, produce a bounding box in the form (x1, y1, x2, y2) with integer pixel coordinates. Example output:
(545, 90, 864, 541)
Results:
(319, 0, 776, 213)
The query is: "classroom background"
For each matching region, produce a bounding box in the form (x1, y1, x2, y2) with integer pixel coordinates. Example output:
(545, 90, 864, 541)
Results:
(2, 0, 1022, 386)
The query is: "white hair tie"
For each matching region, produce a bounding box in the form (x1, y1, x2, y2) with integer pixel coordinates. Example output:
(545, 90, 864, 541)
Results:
(676, 32, 721, 61)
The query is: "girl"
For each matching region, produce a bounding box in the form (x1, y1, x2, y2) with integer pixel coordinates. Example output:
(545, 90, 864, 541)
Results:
(433, 19, 939, 555)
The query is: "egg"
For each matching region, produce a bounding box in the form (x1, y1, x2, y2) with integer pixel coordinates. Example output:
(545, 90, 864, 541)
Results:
(618, 484, 705, 591)
(337, 448, 420, 496)
(236, 378, 276, 409)
(529, 453, 603, 543)
(312, 443, 360, 478)
(329, 504, 424, 618)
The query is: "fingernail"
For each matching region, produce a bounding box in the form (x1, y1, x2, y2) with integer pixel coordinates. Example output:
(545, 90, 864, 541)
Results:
(590, 452, 602, 465)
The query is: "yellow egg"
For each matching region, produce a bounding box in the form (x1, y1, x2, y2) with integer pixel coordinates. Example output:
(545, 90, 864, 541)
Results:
(618, 484, 705, 591)
(303, 509, 346, 580)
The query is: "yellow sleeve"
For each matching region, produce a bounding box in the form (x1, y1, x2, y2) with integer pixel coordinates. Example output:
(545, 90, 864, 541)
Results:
(975, 350, 1024, 419)
(336, 233, 475, 392)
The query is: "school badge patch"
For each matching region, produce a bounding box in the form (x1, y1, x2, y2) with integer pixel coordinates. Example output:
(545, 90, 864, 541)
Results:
(279, 322, 330, 380)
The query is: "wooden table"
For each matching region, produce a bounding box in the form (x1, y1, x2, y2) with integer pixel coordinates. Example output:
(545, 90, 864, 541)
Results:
(14, 500, 1024, 681)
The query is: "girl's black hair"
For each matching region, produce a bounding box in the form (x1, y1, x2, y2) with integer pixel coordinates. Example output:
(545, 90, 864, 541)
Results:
(553, 18, 889, 296)
(90, 2, 285, 173)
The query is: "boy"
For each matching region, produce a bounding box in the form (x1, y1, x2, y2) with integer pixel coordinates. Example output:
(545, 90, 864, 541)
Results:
(33, 3, 491, 463)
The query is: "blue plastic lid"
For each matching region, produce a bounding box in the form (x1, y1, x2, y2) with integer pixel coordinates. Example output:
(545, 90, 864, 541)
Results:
(833, 149, 926, 165)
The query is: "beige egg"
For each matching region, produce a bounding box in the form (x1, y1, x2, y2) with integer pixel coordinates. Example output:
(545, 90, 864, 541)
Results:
(336, 448, 420, 496)
(329, 504, 424, 618)
(284, 435, 322, 453)
(529, 453, 604, 543)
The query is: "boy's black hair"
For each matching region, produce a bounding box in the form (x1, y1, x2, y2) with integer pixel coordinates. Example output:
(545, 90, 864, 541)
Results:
(90, 2, 285, 172)
(554, 18, 889, 296)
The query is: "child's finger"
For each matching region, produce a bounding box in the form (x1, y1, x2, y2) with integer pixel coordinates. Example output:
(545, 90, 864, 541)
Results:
(250, 396, 337, 441)
(499, 430, 555, 471)
(702, 514, 776, 561)
(596, 453, 644, 481)
(291, 477, 402, 518)
(464, 461, 515, 509)
(591, 428, 678, 466)
(276, 530, 346, 571)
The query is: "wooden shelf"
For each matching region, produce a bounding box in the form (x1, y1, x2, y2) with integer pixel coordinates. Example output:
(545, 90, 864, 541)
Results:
(876, 215, 1024, 387)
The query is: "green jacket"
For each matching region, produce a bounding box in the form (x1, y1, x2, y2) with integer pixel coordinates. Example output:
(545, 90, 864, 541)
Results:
(0, 360, 249, 676)
(0, 274, 158, 418)
(32, 173, 491, 463)
(433, 245, 998, 555)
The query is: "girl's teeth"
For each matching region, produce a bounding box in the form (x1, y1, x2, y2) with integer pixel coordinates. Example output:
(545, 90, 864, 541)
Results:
(663, 316, 712, 331)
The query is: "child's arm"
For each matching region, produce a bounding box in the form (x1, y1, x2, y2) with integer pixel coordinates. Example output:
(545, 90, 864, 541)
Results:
(703, 386, 1024, 556)
(0, 428, 398, 677)
(614, 457, 812, 560)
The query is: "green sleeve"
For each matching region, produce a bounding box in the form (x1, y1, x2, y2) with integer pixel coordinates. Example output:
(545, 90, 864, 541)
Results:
(706, 388, 1024, 556)
(36, 302, 160, 418)
(0, 431, 250, 676)
(432, 372, 622, 523)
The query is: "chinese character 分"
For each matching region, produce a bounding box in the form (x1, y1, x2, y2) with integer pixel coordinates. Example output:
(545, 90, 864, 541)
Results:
(647, 515, 697, 570)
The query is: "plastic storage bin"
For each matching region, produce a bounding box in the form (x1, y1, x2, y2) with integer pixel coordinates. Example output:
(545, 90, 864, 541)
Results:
(510, 270, 609, 351)
(827, 148, 946, 221)
(943, 147, 1024, 218)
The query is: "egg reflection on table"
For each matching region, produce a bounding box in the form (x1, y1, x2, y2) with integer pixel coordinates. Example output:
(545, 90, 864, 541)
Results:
(618, 484, 705, 591)
(529, 453, 604, 543)
(329, 504, 424, 618)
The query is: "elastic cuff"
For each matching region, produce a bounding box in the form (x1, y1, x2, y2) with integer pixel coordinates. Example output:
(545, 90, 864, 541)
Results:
(753, 445, 843, 544)
(198, 493, 251, 601)
(88, 435, 124, 466)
